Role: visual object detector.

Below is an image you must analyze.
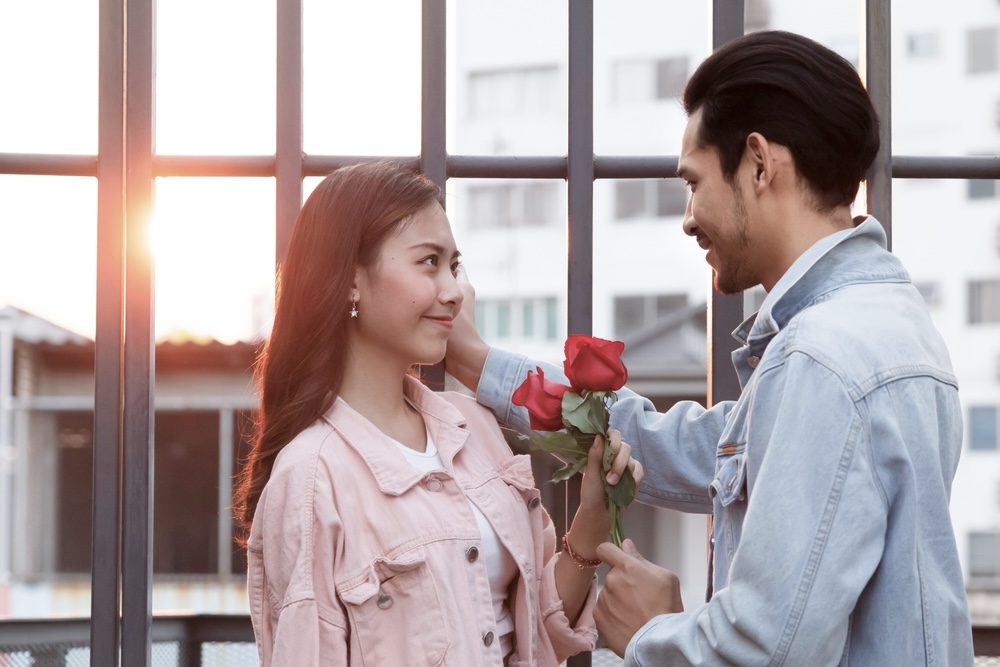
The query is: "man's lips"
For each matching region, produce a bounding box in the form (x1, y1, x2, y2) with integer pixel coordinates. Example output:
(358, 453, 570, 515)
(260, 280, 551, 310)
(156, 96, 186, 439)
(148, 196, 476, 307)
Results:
(695, 235, 711, 250)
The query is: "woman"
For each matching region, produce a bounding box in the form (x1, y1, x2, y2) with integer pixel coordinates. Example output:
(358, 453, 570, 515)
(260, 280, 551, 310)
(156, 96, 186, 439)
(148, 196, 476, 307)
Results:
(233, 161, 640, 666)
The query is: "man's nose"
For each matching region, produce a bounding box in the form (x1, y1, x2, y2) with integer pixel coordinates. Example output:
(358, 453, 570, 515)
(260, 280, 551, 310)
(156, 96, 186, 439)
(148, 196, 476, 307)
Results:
(681, 196, 697, 236)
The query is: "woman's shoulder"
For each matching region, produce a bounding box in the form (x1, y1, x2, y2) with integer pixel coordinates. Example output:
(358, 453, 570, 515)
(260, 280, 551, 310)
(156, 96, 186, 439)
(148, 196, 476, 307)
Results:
(437, 390, 502, 428)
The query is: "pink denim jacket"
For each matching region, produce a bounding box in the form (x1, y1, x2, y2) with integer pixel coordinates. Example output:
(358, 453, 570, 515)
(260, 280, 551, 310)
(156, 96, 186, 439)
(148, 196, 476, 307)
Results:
(247, 375, 598, 666)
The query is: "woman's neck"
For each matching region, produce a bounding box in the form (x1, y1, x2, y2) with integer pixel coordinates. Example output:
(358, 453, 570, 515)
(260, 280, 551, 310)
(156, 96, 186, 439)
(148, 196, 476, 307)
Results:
(339, 351, 427, 452)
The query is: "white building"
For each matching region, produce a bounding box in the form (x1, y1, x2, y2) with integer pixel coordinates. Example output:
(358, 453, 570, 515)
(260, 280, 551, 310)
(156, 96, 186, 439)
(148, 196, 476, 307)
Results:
(450, 0, 1000, 621)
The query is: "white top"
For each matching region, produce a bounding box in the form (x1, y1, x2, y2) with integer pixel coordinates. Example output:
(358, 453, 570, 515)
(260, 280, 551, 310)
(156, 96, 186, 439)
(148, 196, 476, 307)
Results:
(394, 428, 518, 659)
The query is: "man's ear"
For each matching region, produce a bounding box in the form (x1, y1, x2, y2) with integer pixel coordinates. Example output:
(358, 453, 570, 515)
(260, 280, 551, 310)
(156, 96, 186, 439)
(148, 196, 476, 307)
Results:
(745, 132, 772, 194)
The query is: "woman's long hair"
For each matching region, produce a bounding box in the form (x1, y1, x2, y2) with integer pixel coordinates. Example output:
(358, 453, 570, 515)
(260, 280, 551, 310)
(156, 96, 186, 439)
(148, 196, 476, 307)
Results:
(232, 161, 444, 544)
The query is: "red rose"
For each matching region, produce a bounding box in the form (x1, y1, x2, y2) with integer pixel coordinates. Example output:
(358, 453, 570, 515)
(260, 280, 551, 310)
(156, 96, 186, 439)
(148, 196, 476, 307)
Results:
(512, 367, 572, 431)
(563, 335, 628, 391)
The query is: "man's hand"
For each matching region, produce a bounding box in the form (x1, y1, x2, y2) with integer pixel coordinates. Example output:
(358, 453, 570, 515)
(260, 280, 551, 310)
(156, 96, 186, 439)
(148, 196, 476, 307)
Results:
(595, 539, 683, 657)
(444, 265, 491, 392)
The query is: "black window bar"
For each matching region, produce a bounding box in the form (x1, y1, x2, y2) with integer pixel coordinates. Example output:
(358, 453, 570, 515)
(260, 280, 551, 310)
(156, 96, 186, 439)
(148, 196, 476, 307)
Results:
(1, 0, 999, 665)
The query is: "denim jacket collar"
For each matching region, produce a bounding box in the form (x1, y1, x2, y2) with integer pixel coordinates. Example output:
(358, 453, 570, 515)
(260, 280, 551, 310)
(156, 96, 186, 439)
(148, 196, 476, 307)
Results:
(322, 375, 470, 496)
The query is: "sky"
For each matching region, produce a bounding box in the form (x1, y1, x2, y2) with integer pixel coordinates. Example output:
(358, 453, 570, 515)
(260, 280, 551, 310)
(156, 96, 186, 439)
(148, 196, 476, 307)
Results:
(0, 0, 433, 343)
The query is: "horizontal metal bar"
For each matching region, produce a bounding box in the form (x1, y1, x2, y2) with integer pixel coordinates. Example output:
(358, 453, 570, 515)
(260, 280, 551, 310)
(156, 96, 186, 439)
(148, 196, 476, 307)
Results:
(5, 153, 997, 181)
(0, 153, 98, 176)
(303, 155, 421, 177)
(594, 156, 679, 179)
(448, 156, 566, 179)
(893, 155, 1000, 179)
(14, 395, 257, 411)
(154, 155, 275, 177)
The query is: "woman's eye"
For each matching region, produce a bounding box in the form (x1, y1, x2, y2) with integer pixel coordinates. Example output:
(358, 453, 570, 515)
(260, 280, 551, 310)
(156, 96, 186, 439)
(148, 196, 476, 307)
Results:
(450, 259, 462, 275)
(421, 255, 438, 266)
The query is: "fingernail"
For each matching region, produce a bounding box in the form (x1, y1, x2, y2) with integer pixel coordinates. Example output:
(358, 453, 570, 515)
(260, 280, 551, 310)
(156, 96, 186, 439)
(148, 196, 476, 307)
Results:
(607, 472, 620, 485)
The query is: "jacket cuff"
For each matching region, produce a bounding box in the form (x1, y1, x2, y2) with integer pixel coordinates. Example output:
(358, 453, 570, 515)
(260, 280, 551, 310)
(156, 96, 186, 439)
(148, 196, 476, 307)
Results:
(537, 552, 599, 659)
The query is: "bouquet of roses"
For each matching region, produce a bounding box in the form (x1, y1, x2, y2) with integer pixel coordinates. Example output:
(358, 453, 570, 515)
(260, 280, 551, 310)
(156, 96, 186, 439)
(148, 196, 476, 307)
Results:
(512, 334, 636, 547)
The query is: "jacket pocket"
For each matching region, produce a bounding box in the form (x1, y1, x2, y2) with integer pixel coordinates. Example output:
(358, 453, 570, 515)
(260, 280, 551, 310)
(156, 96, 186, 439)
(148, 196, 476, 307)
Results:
(710, 446, 747, 507)
(338, 552, 449, 665)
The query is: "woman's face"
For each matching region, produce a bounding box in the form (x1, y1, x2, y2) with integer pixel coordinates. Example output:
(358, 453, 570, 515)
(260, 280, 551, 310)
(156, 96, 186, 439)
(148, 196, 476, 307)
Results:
(352, 202, 464, 369)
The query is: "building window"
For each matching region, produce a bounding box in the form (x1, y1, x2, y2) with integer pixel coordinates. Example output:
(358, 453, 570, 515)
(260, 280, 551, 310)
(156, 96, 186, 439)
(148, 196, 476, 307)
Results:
(913, 281, 941, 307)
(47, 408, 249, 576)
(614, 179, 687, 220)
(907, 32, 941, 58)
(477, 297, 560, 342)
(967, 27, 998, 74)
(968, 179, 997, 200)
(614, 293, 688, 338)
(969, 279, 1000, 324)
(468, 66, 560, 118)
(744, 0, 770, 32)
(969, 406, 999, 450)
(612, 57, 688, 105)
(969, 532, 1000, 579)
(467, 182, 559, 228)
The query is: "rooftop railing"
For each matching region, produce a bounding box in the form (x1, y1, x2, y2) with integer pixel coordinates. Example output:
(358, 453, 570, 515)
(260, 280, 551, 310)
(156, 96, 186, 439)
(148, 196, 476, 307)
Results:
(0, 616, 998, 667)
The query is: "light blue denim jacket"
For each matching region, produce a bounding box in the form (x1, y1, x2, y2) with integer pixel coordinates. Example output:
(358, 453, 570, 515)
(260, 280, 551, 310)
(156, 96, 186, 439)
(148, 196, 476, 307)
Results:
(476, 217, 974, 666)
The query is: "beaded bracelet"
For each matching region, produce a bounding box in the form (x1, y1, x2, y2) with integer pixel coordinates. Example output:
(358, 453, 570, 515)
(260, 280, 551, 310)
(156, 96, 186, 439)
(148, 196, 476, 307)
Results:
(561, 533, 602, 569)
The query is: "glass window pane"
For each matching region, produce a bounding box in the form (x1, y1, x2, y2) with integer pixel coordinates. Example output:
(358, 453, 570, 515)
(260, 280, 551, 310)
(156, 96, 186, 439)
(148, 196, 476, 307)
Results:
(156, 0, 275, 155)
(522, 301, 535, 337)
(153, 411, 218, 574)
(0, 2, 98, 154)
(969, 406, 998, 450)
(0, 176, 97, 338)
(969, 532, 1000, 577)
(497, 301, 511, 338)
(152, 178, 275, 342)
(967, 27, 998, 74)
(453, 2, 567, 155)
(655, 57, 689, 100)
(656, 178, 688, 218)
(303, 0, 421, 155)
(615, 181, 647, 219)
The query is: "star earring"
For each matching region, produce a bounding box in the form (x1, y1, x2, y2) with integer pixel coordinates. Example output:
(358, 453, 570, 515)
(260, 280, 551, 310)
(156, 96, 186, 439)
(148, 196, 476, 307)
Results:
(350, 300, 359, 318)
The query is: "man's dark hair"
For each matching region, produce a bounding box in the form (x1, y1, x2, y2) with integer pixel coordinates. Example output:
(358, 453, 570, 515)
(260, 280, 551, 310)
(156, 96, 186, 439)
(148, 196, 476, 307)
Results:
(683, 30, 880, 210)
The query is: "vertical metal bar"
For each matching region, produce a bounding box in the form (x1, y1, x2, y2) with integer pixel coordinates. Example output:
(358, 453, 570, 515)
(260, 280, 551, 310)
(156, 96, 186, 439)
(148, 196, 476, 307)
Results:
(862, 0, 892, 246)
(91, 0, 126, 661)
(276, 0, 303, 266)
(566, 3, 594, 666)
(420, 0, 448, 189)
(121, 0, 156, 663)
(421, 0, 449, 391)
(217, 409, 234, 577)
(566, 1, 594, 338)
(708, 0, 745, 409)
(0, 317, 12, 608)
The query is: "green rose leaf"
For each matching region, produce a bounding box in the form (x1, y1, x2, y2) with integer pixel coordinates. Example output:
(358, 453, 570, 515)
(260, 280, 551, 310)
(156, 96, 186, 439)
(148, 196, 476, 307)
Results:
(606, 467, 637, 508)
(527, 431, 582, 459)
(562, 391, 609, 435)
(550, 456, 589, 483)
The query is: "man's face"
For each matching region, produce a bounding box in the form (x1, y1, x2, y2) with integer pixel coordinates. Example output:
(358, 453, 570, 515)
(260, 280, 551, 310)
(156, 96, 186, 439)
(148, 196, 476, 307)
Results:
(677, 109, 761, 296)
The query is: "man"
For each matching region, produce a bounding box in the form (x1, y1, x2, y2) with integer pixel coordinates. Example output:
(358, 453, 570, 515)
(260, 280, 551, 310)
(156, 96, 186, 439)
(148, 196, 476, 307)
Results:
(445, 30, 974, 665)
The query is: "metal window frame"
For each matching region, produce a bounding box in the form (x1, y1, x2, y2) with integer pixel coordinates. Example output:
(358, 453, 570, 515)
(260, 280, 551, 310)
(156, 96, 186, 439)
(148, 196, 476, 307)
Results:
(1, 0, 1000, 664)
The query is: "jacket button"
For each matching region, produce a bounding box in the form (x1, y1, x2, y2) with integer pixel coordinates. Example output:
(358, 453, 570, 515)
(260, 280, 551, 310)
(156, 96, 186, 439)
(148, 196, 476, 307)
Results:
(377, 594, 393, 609)
(527, 497, 541, 510)
(425, 476, 443, 492)
(482, 631, 494, 646)
(466, 546, 480, 562)
(747, 355, 760, 368)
